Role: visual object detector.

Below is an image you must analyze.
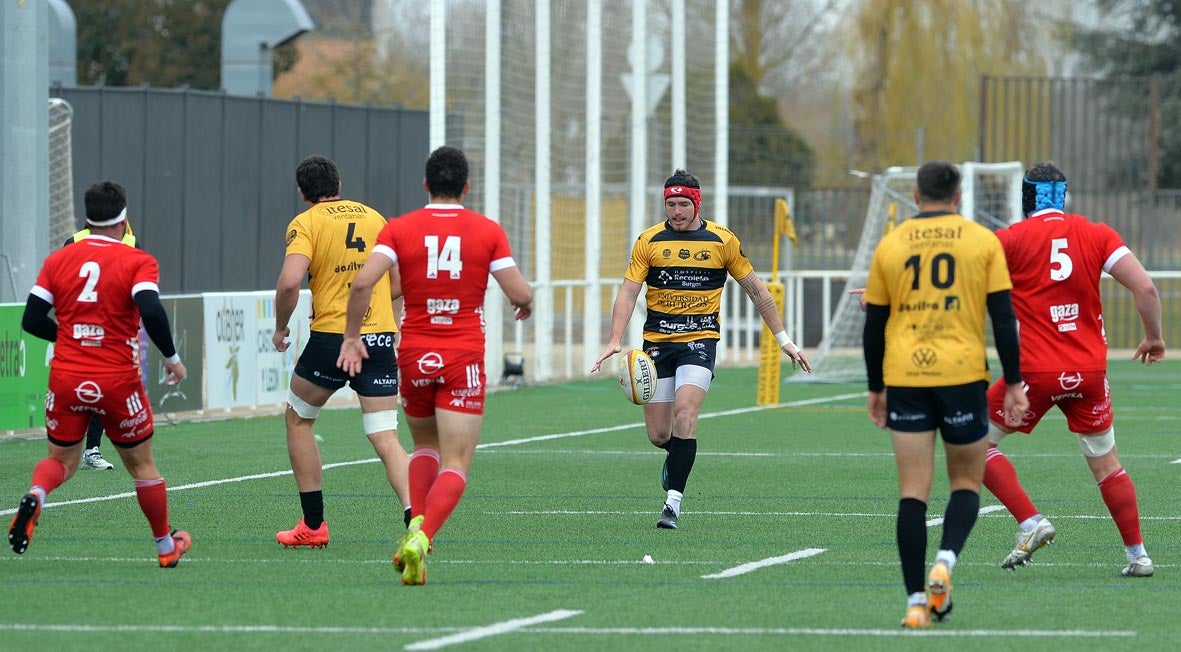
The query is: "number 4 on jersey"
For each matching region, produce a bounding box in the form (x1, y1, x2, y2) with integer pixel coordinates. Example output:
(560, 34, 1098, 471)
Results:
(425, 235, 463, 279)
(345, 223, 366, 252)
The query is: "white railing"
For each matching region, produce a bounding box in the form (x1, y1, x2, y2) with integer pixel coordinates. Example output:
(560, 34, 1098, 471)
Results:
(489, 269, 1181, 386)
(488, 269, 855, 385)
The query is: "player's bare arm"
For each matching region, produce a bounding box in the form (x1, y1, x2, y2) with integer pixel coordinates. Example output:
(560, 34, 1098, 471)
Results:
(273, 253, 310, 352)
(591, 279, 643, 373)
(736, 271, 811, 373)
(1109, 253, 1166, 365)
(491, 265, 534, 320)
(337, 254, 393, 376)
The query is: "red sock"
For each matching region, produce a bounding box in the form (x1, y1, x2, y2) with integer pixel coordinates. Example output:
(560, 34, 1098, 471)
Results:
(1098, 468, 1142, 546)
(983, 446, 1039, 523)
(31, 458, 67, 496)
(134, 477, 172, 538)
(408, 448, 440, 520)
(421, 469, 467, 541)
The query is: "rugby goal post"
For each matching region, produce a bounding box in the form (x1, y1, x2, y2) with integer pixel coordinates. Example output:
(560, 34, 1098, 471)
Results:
(789, 161, 1024, 384)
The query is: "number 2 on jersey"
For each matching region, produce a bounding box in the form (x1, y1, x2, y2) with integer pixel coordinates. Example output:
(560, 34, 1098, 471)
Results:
(77, 261, 101, 302)
(424, 235, 463, 279)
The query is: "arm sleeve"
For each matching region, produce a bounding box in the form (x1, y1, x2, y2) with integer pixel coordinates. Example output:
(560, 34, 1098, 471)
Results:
(21, 295, 57, 342)
(862, 303, 889, 392)
(987, 290, 1022, 385)
(133, 289, 178, 359)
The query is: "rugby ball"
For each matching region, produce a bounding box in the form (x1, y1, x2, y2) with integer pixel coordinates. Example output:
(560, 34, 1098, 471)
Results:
(619, 349, 658, 405)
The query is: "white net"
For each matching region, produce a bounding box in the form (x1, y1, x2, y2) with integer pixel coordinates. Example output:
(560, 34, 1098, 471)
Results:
(791, 161, 1024, 384)
(440, 0, 723, 380)
(49, 98, 75, 248)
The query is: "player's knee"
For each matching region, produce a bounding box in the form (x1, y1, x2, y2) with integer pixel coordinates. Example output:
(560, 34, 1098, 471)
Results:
(1077, 427, 1116, 457)
(362, 409, 398, 435)
(287, 390, 322, 420)
(986, 422, 1011, 446)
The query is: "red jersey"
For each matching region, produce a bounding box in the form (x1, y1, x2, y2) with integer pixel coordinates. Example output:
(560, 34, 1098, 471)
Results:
(31, 235, 160, 375)
(374, 203, 516, 351)
(996, 209, 1129, 372)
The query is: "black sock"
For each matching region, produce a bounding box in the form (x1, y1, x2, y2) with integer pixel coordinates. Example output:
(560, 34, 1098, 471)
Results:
(403, 506, 412, 528)
(897, 498, 928, 596)
(85, 416, 104, 450)
(665, 436, 697, 493)
(940, 489, 981, 556)
(656, 438, 672, 451)
(299, 490, 325, 529)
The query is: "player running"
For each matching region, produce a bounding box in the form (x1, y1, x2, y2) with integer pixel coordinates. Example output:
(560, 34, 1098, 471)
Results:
(982, 162, 1165, 577)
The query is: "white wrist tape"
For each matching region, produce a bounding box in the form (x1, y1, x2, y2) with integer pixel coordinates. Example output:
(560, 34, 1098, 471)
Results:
(165, 354, 181, 365)
(774, 331, 794, 349)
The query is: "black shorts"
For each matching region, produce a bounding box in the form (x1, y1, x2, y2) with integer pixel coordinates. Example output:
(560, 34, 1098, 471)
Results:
(885, 381, 988, 444)
(294, 331, 399, 397)
(643, 339, 718, 378)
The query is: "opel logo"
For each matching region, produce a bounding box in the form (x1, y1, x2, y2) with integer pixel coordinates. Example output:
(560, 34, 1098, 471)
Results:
(911, 348, 937, 369)
(417, 352, 445, 374)
(75, 381, 103, 404)
(1058, 371, 1083, 390)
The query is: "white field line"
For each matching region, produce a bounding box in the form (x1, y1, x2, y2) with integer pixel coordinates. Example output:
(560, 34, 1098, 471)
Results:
(403, 610, 582, 651)
(0, 623, 1136, 640)
(701, 548, 826, 579)
(1, 392, 866, 517)
(926, 504, 1008, 527)
(527, 626, 1136, 639)
(0, 555, 1167, 571)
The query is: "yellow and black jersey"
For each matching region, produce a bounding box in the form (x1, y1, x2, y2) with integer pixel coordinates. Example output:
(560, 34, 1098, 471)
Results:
(624, 219, 755, 343)
(864, 212, 1012, 387)
(284, 199, 396, 334)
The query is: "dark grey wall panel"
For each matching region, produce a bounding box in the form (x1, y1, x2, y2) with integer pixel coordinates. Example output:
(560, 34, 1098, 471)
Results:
(141, 91, 185, 291)
(221, 96, 264, 291)
(50, 86, 429, 292)
(258, 101, 301, 288)
(183, 93, 225, 292)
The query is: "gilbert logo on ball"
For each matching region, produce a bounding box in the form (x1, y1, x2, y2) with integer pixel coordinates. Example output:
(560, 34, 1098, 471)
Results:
(619, 349, 658, 405)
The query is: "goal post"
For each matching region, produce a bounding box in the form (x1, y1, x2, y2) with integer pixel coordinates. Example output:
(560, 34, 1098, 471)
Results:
(48, 98, 76, 248)
(789, 161, 1024, 384)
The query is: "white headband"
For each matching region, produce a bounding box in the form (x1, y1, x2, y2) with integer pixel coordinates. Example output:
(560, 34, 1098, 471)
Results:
(86, 207, 127, 227)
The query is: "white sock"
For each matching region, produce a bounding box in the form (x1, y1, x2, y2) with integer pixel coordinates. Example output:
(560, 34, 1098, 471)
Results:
(907, 591, 927, 608)
(1126, 543, 1147, 562)
(30, 487, 47, 504)
(665, 490, 683, 516)
(1018, 514, 1043, 532)
(155, 534, 175, 555)
(935, 549, 958, 572)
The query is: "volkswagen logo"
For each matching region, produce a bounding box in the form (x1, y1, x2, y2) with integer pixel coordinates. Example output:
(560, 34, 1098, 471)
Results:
(911, 348, 937, 369)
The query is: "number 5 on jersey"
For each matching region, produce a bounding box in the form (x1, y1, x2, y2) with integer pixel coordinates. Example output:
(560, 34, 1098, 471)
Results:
(425, 235, 463, 279)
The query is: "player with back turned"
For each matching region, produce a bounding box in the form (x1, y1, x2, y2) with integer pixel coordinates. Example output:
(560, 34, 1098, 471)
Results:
(981, 162, 1165, 577)
(10, 180, 191, 568)
(862, 161, 1027, 628)
(338, 146, 533, 586)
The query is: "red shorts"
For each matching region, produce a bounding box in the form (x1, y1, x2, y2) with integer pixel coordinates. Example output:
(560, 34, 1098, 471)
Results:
(45, 370, 154, 447)
(987, 370, 1112, 435)
(398, 348, 486, 418)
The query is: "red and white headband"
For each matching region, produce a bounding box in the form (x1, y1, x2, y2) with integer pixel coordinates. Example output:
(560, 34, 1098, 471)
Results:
(664, 186, 701, 215)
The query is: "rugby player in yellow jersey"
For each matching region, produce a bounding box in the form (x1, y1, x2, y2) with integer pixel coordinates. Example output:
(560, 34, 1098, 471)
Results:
(271, 155, 411, 548)
(862, 160, 1028, 629)
(591, 169, 810, 530)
